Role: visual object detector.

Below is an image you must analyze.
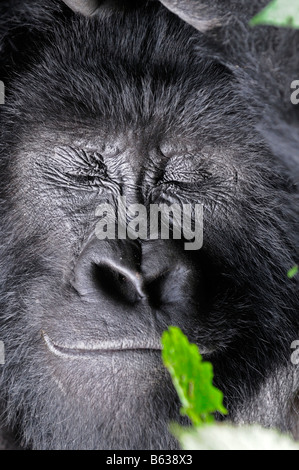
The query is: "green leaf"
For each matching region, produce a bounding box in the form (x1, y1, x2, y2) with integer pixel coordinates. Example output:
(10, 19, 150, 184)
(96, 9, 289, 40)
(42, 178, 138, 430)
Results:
(250, 0, 299, 28)
(161, 327, 227, 427)
(288, 265, 298, 279)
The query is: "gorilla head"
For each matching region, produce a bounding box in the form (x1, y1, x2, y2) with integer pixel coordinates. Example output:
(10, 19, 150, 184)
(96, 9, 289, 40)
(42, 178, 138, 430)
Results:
(0, 0, 298, 450)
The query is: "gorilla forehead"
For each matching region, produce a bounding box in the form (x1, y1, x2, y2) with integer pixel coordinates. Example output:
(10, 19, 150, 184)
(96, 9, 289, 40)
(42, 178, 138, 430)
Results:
(5, 3, 256, 183)
(7, 6, 234, 136)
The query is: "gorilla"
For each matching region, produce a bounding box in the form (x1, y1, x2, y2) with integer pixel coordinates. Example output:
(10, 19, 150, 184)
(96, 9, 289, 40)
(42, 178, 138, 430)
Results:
(0, 0, 298, 450)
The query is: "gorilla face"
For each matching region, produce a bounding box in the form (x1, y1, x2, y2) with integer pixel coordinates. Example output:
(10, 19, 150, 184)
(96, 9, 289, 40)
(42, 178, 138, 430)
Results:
(0, 0, 298, 450)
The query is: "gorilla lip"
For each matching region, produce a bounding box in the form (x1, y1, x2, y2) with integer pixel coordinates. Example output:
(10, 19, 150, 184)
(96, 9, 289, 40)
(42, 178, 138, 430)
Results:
(42, 331, 162, 358)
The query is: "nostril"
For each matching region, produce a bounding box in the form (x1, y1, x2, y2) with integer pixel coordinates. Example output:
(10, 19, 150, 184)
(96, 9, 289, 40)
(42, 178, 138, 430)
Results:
(145, 266, 193, 308)
(145, 271, 169, 309)
(72, 239, 144, 304)
(91, 262, 145, 305)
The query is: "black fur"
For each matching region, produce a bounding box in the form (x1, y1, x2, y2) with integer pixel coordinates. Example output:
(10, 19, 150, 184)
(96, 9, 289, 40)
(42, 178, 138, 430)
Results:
(0, 0, 298, 450)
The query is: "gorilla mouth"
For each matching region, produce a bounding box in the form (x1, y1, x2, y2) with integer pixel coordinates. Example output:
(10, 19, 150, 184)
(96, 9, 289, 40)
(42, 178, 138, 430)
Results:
(42, 331, 162, 358)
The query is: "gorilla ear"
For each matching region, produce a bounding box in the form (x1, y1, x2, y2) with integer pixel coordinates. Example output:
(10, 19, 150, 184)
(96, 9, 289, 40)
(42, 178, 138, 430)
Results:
(62, 0, 101, 16)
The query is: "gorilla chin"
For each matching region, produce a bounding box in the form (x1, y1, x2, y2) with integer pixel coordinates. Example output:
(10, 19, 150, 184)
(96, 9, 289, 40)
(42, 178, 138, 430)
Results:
(24, 341, 183, 450)
(25, 308, 190, 450)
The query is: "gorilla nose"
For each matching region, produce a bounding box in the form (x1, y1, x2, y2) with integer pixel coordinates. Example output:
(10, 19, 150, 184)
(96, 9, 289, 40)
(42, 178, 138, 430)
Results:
(72, 239, 190, 308)
(72, 239, 145, 304)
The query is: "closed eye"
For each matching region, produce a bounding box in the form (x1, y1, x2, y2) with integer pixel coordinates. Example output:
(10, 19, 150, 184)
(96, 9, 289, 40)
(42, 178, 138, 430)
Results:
(36, 146, 111, 191)
(54, 147, 108, 185)
(64, 161, 107, 184)
(64, 172, 104, 186)
(162, 170, 212, 186)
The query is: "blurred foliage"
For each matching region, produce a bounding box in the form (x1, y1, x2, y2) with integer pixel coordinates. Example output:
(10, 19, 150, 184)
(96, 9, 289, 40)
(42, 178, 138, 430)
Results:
(288, 265, 298, 279)
(162, 327, 299, 450)
(250, 0, 299, 28)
